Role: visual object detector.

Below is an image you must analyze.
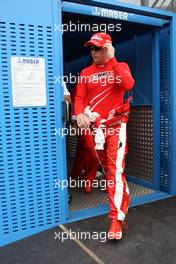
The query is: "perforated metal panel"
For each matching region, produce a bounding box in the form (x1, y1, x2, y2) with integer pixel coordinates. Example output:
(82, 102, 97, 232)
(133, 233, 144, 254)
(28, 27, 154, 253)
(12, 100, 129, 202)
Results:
(67, 107, 153, 182)
(0, 21, 62, 245)
(160, 26, 171, 192)
(69, 180, 155, 211)
(125, 106, 153, 182)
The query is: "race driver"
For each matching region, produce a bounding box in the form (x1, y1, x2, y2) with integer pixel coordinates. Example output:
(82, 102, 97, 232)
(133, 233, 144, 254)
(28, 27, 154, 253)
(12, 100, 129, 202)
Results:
(74, 32, 135, 240)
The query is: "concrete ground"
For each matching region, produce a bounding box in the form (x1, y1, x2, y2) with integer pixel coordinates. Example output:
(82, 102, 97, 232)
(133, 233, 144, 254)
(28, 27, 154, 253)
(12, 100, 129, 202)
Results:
(1, 197, 176, 264)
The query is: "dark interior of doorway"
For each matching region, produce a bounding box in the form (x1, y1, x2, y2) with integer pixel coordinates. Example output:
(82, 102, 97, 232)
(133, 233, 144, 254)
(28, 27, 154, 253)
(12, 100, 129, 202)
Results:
(62, 12, 161, 212)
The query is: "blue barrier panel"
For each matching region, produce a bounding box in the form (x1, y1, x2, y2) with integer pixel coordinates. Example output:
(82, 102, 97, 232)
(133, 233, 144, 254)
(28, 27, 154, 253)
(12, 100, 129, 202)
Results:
(0, 0, 66, 246)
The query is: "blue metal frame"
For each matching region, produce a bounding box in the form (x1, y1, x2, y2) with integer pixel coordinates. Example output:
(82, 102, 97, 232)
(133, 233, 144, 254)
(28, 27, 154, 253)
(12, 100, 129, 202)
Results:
(79, 0, 173, 19)
(169, 14, 176, 195)
(130, 192, 172, 207)
(127, 176, 157, 190)
(66, 191, 172, 224)
(68, 204, 109, 223)
(62, 0, 176, 223)
(53, 0, 68, 224)
(62, 1, 168, 27)
(151, 29, 161, 191)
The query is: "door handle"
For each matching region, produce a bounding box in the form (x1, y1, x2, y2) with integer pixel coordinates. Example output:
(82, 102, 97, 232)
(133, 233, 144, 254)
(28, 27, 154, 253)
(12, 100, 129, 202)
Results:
(62, 100, 70, 122)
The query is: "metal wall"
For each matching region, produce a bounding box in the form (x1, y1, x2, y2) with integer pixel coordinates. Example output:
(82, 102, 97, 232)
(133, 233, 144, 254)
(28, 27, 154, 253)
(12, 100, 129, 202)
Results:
(0, 0, 66, 246)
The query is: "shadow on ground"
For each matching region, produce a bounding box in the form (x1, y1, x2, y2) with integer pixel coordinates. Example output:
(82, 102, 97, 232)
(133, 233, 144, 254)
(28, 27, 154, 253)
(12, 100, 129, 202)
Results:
(1, 197, 176, 264)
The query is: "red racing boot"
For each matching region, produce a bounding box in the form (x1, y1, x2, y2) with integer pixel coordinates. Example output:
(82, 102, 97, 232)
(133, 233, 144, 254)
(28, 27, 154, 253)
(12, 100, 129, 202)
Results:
(108, 219, 123, 240)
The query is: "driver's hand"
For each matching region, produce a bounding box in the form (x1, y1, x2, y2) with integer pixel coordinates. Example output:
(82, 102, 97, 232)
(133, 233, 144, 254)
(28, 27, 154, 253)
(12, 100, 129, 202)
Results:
(77, 113, 90, 128)
(64, 95, 71, 103)
(103, 44, 115, 60)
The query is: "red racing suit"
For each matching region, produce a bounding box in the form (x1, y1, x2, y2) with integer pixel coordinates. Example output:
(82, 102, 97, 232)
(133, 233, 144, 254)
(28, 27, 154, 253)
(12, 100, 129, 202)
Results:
(71, 86, 99, 183)
(74, 57, 135, 221)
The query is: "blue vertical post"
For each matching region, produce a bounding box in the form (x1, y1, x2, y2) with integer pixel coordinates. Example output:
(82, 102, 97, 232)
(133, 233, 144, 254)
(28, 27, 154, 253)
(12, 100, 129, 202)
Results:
(52, 0, 68, 223)
(152, 29, 161, 190)
(169, 14, 176, 195)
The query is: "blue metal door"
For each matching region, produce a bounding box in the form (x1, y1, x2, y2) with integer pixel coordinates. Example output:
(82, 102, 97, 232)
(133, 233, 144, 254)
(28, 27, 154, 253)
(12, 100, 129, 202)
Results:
(0, 0, 67, 246)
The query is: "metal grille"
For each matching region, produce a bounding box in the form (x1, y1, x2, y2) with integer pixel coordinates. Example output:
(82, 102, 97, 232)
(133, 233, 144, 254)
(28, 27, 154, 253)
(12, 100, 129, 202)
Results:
(125, 106, 153, 182)
(69, 181, 155, 211)
(67, 107, 153, 182)
(160, 37, 171, 192)
(0, 22, 61, 243)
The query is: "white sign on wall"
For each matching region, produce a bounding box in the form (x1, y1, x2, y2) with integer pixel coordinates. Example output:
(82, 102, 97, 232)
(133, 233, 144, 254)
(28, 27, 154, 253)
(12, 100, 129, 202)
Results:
(11, 56, 47, 107)
(92, 7, 129, 20)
